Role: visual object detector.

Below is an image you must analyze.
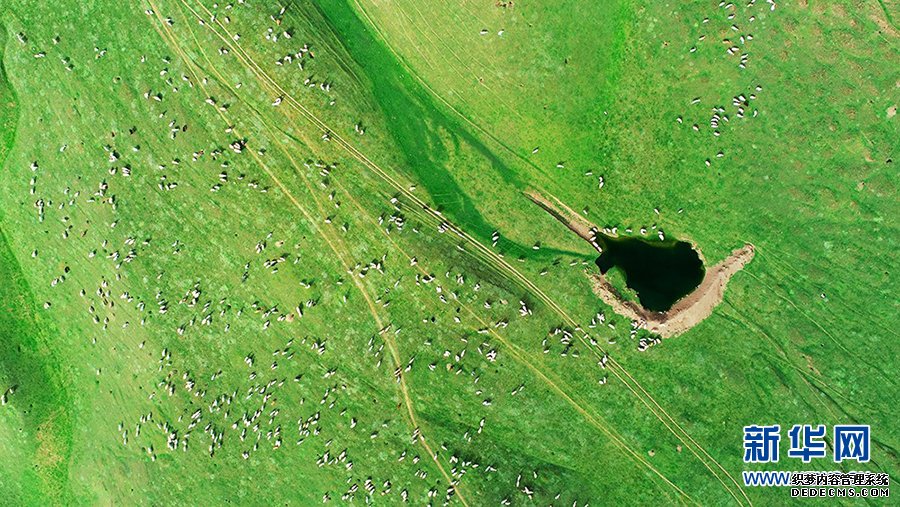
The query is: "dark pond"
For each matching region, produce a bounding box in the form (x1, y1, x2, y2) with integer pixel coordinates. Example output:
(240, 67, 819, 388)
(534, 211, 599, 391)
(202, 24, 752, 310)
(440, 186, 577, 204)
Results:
(595, 237, 705, 312)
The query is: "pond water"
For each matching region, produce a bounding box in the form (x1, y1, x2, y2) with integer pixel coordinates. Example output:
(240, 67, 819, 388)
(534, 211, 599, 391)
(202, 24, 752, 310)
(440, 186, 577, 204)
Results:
(595, 237, 705, 312)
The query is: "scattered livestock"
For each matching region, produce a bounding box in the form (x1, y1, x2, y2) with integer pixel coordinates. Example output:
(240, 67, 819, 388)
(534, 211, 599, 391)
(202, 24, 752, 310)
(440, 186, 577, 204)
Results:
(5, 2, 710, 503)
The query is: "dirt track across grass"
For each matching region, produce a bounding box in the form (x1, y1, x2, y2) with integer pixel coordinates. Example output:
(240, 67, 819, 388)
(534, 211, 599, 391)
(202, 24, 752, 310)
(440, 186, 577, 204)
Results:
(525, 190, 605, 252)
(527, 189, 754, 337)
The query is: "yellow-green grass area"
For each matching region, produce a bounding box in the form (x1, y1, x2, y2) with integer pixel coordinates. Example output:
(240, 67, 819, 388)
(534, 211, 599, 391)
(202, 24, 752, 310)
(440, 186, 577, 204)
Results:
(0, 0, 897, 505)
(351, 0, 899, 496)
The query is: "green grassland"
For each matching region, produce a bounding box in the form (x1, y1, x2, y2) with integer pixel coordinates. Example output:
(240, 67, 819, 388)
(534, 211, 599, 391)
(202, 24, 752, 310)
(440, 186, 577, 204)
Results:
(0, 0, 897, 505)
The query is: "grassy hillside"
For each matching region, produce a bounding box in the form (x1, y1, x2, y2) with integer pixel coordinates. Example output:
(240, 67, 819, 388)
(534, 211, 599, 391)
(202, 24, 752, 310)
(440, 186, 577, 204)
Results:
(0, 0, 896, 505)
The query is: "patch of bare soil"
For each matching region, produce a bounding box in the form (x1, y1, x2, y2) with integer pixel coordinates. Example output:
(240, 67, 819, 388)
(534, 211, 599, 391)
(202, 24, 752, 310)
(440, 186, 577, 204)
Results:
(589, 244, 755, 338)
(868, 2, 899, 37)
(527, 189, 755, 338)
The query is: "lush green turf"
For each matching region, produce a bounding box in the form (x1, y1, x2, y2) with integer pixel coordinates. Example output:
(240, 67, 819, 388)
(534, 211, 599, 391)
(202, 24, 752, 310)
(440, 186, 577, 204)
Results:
(0, 228, 74, 505)
(0, 34, 74, 495)
(0, 0, 897, 505)
(0, 21, 17, 165)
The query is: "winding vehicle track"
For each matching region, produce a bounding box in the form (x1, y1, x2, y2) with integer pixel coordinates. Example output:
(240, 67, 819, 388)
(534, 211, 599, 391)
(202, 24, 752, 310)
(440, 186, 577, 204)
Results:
(150, 1, 752, 502)
(146, 5, 469, 504)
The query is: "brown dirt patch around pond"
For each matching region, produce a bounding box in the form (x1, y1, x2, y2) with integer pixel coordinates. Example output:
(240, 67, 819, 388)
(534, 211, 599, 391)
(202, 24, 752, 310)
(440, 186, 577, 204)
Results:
(589, 244, 755, 338)
(527, 189, 755, 338)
